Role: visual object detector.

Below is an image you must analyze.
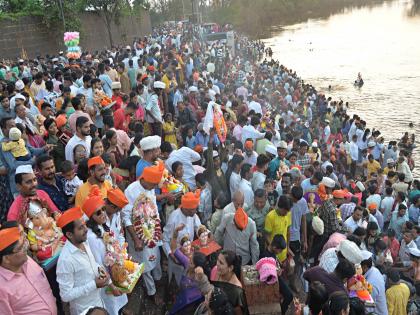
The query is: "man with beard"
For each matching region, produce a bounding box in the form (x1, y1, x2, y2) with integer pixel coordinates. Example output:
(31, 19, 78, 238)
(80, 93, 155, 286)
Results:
(65, 116, 92, 163)
(7, 165, 60, 225)
(122, 162, 166, 304)
(56, 207, 109, 315)
(36, 155, 69, 211)
(75, 156, 112, 207)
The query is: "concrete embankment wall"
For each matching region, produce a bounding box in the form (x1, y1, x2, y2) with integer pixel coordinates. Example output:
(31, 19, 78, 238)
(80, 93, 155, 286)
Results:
(0, 10, 152, 59)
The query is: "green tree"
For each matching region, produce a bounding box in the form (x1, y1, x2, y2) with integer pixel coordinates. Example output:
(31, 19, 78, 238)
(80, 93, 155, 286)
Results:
(85, 0, 129, 47)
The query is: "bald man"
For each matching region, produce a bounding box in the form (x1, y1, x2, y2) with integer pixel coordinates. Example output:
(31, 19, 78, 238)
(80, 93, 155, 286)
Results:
(223, 191, 245, 218)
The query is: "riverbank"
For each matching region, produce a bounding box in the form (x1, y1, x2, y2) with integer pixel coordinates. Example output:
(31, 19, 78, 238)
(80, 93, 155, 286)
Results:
(210, 0, 390, 37)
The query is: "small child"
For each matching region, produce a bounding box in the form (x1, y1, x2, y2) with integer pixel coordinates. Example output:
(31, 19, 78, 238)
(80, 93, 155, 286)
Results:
(163, 113, 177, 148)
(185, 127, 196, 149)
(287, 152, 301, 170)
(2, 127, 31, 161)
(61, 160, 83, 205)
(264, 179, 279, 208)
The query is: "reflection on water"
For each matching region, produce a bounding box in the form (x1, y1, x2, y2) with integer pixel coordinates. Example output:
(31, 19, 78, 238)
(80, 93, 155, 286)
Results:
(264, 0, 420, 176)
(407, 0, 420, 16)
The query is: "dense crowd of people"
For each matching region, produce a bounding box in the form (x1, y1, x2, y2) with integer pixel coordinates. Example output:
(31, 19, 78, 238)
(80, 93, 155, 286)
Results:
(0, 22, 419, 315)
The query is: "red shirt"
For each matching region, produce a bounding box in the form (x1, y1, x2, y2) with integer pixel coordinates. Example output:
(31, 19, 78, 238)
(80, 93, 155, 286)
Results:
(114, 108, 130, 132)
(7, 190, 60, 225)
(112, 95, 123, 111)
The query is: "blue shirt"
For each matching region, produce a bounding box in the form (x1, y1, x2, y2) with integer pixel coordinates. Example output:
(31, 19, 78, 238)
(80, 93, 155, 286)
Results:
(408, 205, 419, 224)
(185, 136, 197, 149)
(195, 131, 220, 147)
(38, 175, 69, 212)
(135, 159, 152, 179)
(99, 74, 113, 97)
(290, 198, 309, 242)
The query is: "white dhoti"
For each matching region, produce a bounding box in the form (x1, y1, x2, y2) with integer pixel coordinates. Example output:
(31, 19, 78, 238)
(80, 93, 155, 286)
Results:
(127, 235, 162, 296)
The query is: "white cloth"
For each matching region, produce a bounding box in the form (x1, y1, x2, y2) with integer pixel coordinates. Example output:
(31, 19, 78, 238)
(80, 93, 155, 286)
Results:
(56, 241, 104, 315)
(122, 181, 161, 274)
(349, 142, 359, 161)
(251, 171, 266, 192)
(106, 212, 125, 246)
(145, 93, 162, 123)
(229, 172, 241, 197)
(165, 147, 201, 189)
(248, 101, 262, 115)
(65, 135, 92, 163)
(243, 151, 258, 167)
(241, 125, 265, 144)
(162, 208, 201, 256)
(238, 178, 254, 207)
(86, 228, 128, 315)
(344, 216, 362, 233)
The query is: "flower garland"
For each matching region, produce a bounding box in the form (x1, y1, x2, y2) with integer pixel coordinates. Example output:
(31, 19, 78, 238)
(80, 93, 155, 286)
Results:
(132, 193, 161, 248)
(213, 104, 227, 143)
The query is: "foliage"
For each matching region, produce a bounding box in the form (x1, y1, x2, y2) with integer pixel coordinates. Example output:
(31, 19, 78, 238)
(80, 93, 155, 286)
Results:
(0, 0, 137, 46)
(148, 0, 388, 36)
(84, 0, 130, 46)
(0, 0, 84, 32)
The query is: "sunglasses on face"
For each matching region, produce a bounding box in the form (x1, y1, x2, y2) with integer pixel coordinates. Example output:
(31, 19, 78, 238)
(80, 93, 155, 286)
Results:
(94, 209, 104, 216)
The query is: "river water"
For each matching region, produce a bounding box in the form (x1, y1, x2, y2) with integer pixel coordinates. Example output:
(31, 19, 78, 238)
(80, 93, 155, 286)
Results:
(263, 0, 420, 176)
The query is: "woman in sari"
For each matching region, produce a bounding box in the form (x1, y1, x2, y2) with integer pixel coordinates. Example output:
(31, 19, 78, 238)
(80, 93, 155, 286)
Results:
(210, 250, 249, 315)
(169, 231, 210, 315)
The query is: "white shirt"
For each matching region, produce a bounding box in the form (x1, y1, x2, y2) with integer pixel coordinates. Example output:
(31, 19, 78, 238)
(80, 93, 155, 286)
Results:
(344, 216, 362, 233)
(122, 180, 158, 227)
(229, 172, 241, 197)
(107, 212, 125, 246)
(165, 147, 201, 189)
(381, 196, 395, 222)
(251, 171, 266, 192)
(211, 85, 220, 95)
(122, 180, 161, 273)
(86, 228, 128, 315)
(65, 134, 92, 163)
(241, 125, 265, 144)
(243, 151, 258, 167)
(248, 101, 262, 115)
(56, 241, 104, 315)
(162, 208, 201, 256)
(238, 178, 254, 207)
(349, 141, 359, 161)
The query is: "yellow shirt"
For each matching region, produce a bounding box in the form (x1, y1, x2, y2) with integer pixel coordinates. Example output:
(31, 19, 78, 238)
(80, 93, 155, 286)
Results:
(75, 180, 112, 207)
(386, 283, 410, 315)
(366, 160, 381, 179)
(162, 74, 177, 92)
(264, 210, 291, 262)
(383, 166, 395, 175)
(163, 121, 177, 147)
(2, 139, 28, 157)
